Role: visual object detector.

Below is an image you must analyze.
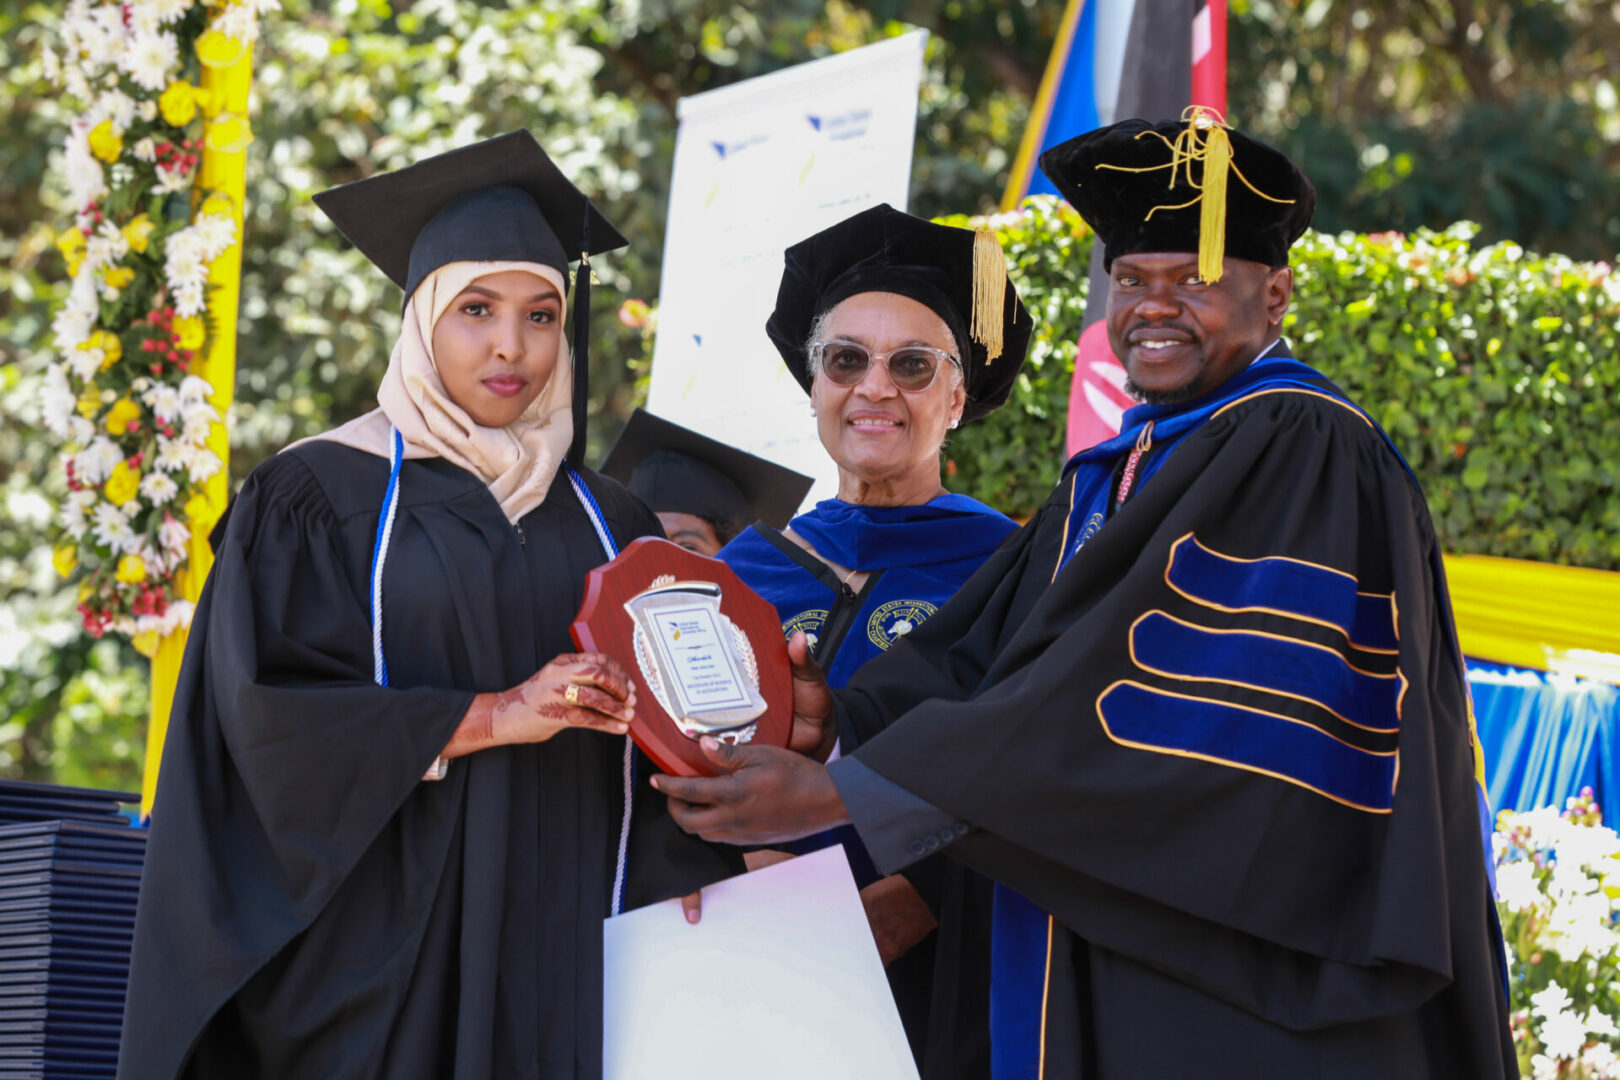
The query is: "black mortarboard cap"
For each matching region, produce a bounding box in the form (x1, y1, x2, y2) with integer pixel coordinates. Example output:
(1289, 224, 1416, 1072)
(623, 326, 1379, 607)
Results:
(765, 204, 1032, 424)
(601, 409, 814, 529)
(1039, 111, 1315, 281)
(312, 130, 629, 463)
(312, 130, 626, 298)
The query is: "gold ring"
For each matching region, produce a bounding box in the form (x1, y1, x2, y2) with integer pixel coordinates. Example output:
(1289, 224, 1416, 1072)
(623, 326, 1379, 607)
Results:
(564, 683, 581, 706)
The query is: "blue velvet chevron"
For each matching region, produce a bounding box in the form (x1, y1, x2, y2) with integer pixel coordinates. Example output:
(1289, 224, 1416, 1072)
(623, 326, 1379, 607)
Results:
(1097, 681, 1398, 812)
(1166, 534, 1399, 653)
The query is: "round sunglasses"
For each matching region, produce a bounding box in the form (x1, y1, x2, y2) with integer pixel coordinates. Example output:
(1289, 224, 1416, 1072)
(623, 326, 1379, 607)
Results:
(809, 339, 961, 393)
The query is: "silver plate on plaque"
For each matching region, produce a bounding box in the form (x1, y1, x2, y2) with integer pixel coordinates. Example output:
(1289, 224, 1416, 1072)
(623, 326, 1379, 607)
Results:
(625, 576, 767, 743)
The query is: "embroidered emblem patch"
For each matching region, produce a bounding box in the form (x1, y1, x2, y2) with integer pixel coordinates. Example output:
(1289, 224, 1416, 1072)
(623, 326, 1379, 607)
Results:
(867, 599, 939, 650)
(782, 609, 827, 652)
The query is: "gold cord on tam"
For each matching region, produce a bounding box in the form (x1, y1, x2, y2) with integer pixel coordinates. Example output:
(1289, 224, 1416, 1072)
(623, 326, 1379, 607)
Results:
(1094, 106, 1296, 284)
(971, 224, 1007, 362)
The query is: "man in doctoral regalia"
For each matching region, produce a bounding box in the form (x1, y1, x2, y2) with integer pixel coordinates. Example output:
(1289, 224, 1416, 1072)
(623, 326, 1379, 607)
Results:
(652, 111, 1517, 1078)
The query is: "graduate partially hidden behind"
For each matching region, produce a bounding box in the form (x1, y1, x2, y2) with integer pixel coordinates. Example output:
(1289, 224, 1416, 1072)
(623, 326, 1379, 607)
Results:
(117, 132, 738, 1080)
(653, 110, 1517, 1078)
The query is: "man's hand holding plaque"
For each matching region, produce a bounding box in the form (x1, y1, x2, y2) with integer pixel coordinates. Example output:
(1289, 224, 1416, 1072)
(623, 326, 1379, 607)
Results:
(571, 537, 794, 776)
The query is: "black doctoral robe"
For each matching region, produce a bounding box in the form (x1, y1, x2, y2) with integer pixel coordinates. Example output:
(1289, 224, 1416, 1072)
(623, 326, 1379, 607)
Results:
(118, 441, 739, 1080)
(833, 384, 1516, 1077)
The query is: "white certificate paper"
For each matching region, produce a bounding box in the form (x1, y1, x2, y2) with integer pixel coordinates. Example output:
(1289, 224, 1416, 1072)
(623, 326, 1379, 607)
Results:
(602, 846, 920, 1080)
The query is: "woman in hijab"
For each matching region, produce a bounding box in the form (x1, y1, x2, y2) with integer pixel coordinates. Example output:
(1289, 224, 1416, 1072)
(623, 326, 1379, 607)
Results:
(118, 132, 736, 1080)
(718, 204, 1032, 1080)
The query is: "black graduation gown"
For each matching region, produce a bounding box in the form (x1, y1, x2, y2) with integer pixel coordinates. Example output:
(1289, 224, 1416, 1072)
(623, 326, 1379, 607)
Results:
(836, 388, 1516, 1077)
(118, 441, 739, 1080)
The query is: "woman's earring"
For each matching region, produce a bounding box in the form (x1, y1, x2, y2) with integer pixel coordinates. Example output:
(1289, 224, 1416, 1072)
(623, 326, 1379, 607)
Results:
(949, 417, 960, 429)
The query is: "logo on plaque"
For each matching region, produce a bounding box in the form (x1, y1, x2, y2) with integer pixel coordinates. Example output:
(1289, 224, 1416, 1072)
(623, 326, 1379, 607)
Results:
(625, 576, 767, 743)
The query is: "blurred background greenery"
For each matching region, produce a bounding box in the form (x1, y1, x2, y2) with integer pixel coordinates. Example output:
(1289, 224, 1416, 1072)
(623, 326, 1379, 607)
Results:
(1, 0, 1616, 788)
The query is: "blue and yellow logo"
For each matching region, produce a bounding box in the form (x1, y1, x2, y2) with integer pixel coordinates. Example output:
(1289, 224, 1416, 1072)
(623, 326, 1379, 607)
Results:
(867, 599, 939, 651)
(783, 609, 827, 652)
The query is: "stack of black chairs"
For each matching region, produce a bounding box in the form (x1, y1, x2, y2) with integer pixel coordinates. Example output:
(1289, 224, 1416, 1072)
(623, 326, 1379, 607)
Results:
(0, 781, 145, 1080)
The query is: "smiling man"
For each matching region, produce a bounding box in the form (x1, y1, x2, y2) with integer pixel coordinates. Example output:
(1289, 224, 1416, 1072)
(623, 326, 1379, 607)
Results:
(653, 113, 1515, 1079)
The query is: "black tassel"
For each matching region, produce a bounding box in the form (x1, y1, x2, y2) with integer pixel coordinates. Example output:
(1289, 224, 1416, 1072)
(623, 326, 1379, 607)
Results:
(568, 205, 592, 465)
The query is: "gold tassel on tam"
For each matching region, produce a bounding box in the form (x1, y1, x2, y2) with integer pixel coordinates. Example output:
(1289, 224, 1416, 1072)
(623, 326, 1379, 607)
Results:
(1093, 106, 1295, 286)
(1197, 120, 1232, 283)
(971, 224, 1007, 362)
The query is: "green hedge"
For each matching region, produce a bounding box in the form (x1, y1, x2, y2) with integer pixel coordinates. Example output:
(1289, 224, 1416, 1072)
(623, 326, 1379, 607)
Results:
(940, 197, 1620, 570)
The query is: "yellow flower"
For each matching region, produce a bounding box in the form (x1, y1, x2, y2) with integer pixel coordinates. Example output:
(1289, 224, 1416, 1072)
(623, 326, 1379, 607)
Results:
(103, 265, 135, 290)
(122, 214, 156, 254)
(159, 81, 198, 127)
(105, 460, 141, 506)
(77, 580, 94, 603)
(114, 553, 147, 584)
(87, 329, 123, 370)
(57, 227, 87, 276)
(195, 28, 248, 69)
(105, 398, 142, 436)
(173, 315, 206, 351)
(88, 120, 123, 164)
(132, 630, 160, 658)
(56, 227, 86, 261)
(52, 545, 78, 578)
(77, 384, 102, 419)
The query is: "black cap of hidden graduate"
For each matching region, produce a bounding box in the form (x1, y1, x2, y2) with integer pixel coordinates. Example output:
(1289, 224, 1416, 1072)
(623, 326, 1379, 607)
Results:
(765, 204, 1032, 424)
(312, 130, 628, 463)
(601, 409, 814, 531)
(1038, 109, 1315, 283)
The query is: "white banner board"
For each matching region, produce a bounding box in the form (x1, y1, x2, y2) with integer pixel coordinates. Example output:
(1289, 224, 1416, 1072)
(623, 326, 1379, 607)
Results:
(602, 846, 919, 1080)
(646, 32, 929, 507)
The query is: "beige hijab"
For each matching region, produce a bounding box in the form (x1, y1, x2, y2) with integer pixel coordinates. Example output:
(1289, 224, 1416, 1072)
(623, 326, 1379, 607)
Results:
(300, 260, 574, 522)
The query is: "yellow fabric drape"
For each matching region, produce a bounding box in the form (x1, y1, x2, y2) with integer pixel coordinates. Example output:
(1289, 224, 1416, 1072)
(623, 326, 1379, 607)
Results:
(1444, 553, 1620, 682)
(141, 45, 252, 818)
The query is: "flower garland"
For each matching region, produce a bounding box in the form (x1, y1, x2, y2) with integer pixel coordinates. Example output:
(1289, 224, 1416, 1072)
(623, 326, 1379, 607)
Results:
(42, 0, 273, 654)
(1496, 790, 1620, 1079)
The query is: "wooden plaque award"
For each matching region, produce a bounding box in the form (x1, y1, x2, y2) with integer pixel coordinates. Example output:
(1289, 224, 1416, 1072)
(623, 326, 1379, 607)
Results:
(571, 537, 793, 777)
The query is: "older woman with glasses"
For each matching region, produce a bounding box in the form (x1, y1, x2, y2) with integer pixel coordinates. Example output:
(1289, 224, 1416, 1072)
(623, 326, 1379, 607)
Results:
(717, 204, 1032, 1080)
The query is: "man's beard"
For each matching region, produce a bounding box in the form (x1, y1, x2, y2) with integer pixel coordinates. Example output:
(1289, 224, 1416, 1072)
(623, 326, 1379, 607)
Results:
(1125, 371, 1207, 405)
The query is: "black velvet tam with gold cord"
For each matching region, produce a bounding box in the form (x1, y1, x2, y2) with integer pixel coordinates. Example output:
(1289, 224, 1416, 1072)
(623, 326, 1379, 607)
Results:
(1039, 112, 1316, 278)
(765, 204, 1032, 424)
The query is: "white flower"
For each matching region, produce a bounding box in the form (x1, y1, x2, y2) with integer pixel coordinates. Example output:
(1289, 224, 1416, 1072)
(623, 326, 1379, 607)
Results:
(154, 162, 191, 195)
(158, 514, 189, 555)
(66, 343, 102, 384)
(132, 137, 157, 162)
(120, 31, 179, 92)
(68, 416, 95, 444)
(73, 437, 123, 484)
(142, 383, 182, 424)
(178, 375, 214, 404)
(40, 364, 77, 437)
(1532, 982, 1575, 1021)
(61, 125, 107, 209)
(59, 490, 100, 540)
(171, 279, 207, 317)
(41, 45, 60, 84)
(1584, 1042, 1620, 1079)
(91, 88, 138, 129)
(138, 99, 158, 122)
(91, 501, 136, 552)
(213, 2, 260, 41)
(154, 435, 190, 474)
(186, 447, 222, 484)
(1541, 1007, 1589, 1060)
(191, 213, 237, 258)
(1586, 1008, 1619, 1040)
(1495, 859, 1543, 913)
(1532, 1053, 1561, 1080)
(139, 471, 180, 506)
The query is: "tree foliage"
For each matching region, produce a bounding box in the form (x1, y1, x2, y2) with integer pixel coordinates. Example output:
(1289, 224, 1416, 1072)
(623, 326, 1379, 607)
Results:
(946, 198, 1620, 572)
